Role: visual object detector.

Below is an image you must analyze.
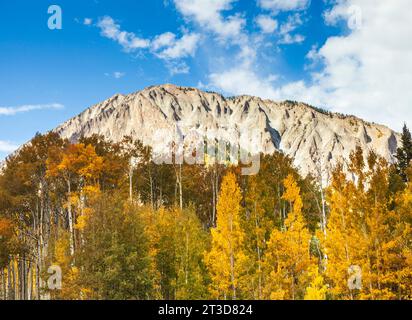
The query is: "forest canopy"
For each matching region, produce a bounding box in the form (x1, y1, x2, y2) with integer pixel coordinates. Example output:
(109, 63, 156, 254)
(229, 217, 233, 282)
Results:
(0, 127, 411, 300)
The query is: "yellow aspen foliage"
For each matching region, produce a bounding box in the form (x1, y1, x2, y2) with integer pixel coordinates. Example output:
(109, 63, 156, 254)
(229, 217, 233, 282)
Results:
(142, 205, 209, 299)
(321, 164, 367, 300)
(242, 176, 272, 299)
(50, 232, 81, 299)
(142, 206, 170, 299)
(304, 265, 328, 300)
(205, 172, 248, 300)
(389, 170, 412, 299)
(263, 174, 314, 300)
(74, 185, 101, 231)
(323, 153, 412, 300)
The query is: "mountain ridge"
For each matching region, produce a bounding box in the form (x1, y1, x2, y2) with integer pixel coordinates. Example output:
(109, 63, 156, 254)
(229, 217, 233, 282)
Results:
(7, 84, 401, 177)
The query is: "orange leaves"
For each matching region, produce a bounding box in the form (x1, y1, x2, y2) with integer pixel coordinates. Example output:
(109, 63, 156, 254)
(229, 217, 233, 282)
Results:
(0, 217, 15, 268)
(0, 217, 13, 239)
(47, 143, 104, 183)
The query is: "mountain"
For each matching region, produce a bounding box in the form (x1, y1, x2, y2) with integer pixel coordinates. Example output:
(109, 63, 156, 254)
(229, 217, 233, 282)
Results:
(54, 84, 399, 177)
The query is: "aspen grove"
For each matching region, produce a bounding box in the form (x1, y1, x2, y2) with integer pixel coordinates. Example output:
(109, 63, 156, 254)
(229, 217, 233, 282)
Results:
(0, 127, 411, 300)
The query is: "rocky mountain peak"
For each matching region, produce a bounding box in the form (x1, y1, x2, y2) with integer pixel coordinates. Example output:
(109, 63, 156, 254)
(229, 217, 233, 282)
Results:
(53, 84, 399, 177)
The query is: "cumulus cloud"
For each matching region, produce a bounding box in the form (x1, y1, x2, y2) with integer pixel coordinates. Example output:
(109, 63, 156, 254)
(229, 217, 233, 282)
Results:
(209, 66, 279, 99)
(258, 0, 311, 13)
(256, 15, 278, 33)
(290, 0, 412, 130)
(97, 16, 150, 52)
(150, 32, 200, 74)
(172, 0, 259, 76)
(208, 65, 309, 103)
(209, 0, 412, 131)
(152, 32, 177, 51)
(0, 103, 64, 116)
(173, 0, 246, 41)
(95, 16, 200, 74)
(154, 33, 200, 60)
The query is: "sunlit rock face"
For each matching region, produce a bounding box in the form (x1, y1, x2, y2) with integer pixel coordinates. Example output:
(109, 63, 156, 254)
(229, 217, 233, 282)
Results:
(54, 84, 399, 177)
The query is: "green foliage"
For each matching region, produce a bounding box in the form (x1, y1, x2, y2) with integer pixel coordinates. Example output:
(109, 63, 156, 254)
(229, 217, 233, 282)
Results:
(76, 192, 153, 299)
(396, 124, 412, 181)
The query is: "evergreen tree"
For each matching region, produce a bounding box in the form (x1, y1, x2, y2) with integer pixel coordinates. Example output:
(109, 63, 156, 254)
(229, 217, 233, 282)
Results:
(396, 124, 412, 181)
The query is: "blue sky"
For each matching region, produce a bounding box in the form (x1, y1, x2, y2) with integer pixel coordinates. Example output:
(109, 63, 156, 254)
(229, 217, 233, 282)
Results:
(1, 0, 411, 159)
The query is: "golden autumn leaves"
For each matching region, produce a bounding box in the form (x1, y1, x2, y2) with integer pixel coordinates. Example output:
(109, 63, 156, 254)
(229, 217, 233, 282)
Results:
(206, 159, 411, 300)
(45, 145, 411, 300)
(0, 131, 411, 300)
(205, 172, 246, 300)
(206, 172, 318, 300)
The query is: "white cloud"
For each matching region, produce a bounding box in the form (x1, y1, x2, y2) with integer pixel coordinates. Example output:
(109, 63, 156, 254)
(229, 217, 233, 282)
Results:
(0, 140, 18, 153)
(256, 15, 278, 33)
(209, 65, 280, 99)
(258, 0, 310, 13)
(209, 0, 412, 131)
(104, 72, 126, 79)
(173, 0, 246, 41)
(0, 141, 18, 153)
(150, 32, 201, 73)
(113, 72, 125, 79)
(278, 13, 305, 44)
(84, 18, 93, 25)
(172, 0, 260, 77)
(323, 0, 358, 26)
(152, 32, 177, 51)
(208, 65, 312, 103)
(97, 16, 150, 52)
(167, 61, 191, 75)
(279, 33, 305, 44)
(0, 103, 64, 116)
(292, 0, 412, 130)
(95, 17, 200, 74)
(155, 33, 200, 60)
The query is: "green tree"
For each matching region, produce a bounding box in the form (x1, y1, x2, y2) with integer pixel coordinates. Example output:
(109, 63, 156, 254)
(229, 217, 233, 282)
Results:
(76, 192, 153, 299)
(396, 124, 412, 181)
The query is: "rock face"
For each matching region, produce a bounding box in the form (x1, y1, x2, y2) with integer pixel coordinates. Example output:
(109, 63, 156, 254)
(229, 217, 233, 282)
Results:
(54, 84, 399, 177)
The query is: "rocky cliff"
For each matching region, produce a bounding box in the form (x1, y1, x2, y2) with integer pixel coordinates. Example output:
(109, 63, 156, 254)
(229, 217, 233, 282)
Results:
(54, 84, 399, 177)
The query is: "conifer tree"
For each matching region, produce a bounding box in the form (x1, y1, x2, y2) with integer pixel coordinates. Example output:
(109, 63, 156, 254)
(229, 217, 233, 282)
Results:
(396, 124, 412, 181)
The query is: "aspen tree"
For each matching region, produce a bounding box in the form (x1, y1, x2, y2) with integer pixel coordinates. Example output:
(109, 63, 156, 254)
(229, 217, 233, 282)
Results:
(264, 174, 314, 300)
(205, 172, 247, 299)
